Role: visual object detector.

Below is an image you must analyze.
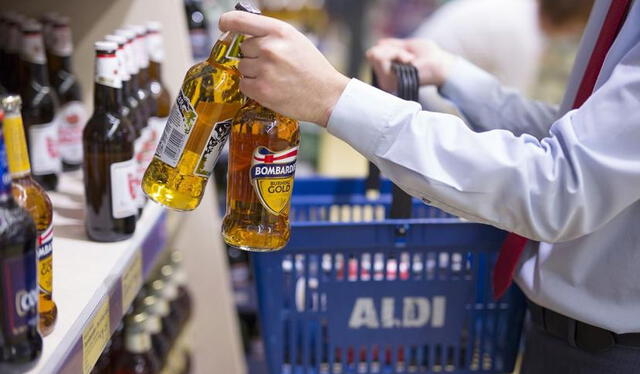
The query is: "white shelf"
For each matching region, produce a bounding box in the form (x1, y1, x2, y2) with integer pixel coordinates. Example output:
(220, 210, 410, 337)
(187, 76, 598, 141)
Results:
(26, 172, 167, 374)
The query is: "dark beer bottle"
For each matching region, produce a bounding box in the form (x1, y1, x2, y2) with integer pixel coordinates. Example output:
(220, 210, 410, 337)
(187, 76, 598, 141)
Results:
(48, 16, 87, 171)
(18, 19, 61, 191)
(138, 295, 171, 368)
(112, 312, 161, 374)
(2, 95, 58, 336)
(0, 112, 42, 372)
(83, 41, 137, 242)
(3, 13, 22, 93)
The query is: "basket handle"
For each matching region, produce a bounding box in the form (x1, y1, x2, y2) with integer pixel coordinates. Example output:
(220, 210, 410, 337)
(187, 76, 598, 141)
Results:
(369, 63, 420, 218)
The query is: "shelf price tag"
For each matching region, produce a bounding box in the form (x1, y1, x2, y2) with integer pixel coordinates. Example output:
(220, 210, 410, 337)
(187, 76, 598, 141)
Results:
(122, 250, 143, 314)
(82, 297, 110, 374)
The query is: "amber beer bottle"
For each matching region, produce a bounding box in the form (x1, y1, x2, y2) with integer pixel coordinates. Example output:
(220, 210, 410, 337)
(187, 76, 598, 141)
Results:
(48, 16, 87, 172)
(83, 42, 137, 242)
(19, 20, 61, 191)
(2, 95, 58, 336)
(0, 113, 42, 372)
(222, 101, 300, 251)
(142, 2, 260, 211)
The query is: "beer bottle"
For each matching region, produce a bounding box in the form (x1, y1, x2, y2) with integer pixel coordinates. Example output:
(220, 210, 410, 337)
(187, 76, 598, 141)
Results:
(115, 28, 147, 136)
(106, 33, 146, 214)
(2, 95, 58, 336)
(144, 21, 170, 161)
(3, 13, 22, 93)
(18, 19, 61, 191)
(112, 312, 161, 374)
(147, 279, 179, 343)
(83, 41, 137, 242)
(138, 295, 171, 367)
(142, 2, 259, 211)
(40, 11, 58, 76)
(222, 100, 300, 251)
(0, 113, 42, 372)
(169, 251, 193, 326)
(48, 16, 87, 172)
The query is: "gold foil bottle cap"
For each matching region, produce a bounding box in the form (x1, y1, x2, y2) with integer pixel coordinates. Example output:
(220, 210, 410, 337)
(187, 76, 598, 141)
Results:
(1, 95, 21, 113)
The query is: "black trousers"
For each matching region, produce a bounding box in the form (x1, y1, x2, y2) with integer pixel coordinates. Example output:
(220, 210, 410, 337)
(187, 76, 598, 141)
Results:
(521, 325, 640, 374)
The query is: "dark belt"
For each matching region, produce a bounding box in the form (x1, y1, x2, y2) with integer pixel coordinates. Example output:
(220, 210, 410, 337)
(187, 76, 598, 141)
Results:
(527, 300, 640, 353)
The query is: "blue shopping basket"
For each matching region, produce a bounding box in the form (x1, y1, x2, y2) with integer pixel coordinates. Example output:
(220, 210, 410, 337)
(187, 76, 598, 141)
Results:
(252, 177, 526, 374)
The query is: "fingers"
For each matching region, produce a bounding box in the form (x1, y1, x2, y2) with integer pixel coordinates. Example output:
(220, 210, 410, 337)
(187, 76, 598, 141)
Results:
(238, 58, 260, 78)
(240, 36, 261, 58)
(219, 11, 285, 37)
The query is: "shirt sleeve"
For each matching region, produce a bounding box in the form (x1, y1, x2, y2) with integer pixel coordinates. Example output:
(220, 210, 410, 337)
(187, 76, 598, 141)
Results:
(439, 58, 558, 139)
(327, 41, 640, 243)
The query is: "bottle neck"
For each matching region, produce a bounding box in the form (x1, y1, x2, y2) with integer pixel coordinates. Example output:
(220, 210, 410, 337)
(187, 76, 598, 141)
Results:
(125, 331, 152, 353)
(137, 67, 149, 89)
(207, 31, 244, 68)
(94, 52, 122, 112)
(21, 61, 50, 85)
(94, 83, 122, 113)
(149, 61, 162, 82)
(3, 111, 32, 178)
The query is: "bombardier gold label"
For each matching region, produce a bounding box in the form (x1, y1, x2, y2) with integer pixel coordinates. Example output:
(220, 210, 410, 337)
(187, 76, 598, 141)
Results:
(250, 146, 298, 216)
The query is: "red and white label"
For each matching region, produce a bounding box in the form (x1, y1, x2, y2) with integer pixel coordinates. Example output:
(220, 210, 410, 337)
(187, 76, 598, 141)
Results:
(58, 101, 87, 164)
(95, 52, 121, 89)
(28, 121, 61, 175)
(51, 26, 73, 57)
(110, 159, 138, 219)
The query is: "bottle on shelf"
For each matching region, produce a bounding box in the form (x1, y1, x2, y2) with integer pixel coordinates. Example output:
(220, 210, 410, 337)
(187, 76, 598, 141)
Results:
(0, 112, 42, 372)
(112, 312, 161, 374)
(142, 2, 259, 211)
(169, 251, 193, 326)
(184, 0, 212, 59)
(83, 41, 137, 242)
(147, 279, 179, 343)
(138, 295, 171, 369)
(144, 21, 170, 161)
(48, 16, 87, 172)
(2, 95, 58, 336)
(3, 13, 22, 93)
(40, 11, 59, 75)
(18, 19, 61, 191)
(222, 100, 300, 252)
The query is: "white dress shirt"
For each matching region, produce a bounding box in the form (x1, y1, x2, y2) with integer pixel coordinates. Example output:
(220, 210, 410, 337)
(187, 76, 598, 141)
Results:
(327, 0, 640, 333)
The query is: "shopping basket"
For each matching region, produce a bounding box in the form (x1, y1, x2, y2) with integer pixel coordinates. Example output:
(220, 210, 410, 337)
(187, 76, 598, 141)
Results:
(252, 177, 526, 374)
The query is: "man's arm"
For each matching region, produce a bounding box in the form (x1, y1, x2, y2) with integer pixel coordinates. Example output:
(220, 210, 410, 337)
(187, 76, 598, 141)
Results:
(329, 41, 640, 243)
(439, 58, 559, 138)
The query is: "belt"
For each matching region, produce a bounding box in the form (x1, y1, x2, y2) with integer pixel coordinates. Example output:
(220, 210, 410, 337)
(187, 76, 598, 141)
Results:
(527, 300, 640, 353)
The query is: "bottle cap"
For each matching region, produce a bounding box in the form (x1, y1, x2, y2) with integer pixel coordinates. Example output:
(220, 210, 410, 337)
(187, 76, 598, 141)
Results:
(21, 18, 42, 33)
(236, 0, 262, 14)
(115, 28, 136, 42)
(128, 24, 147, 37)
(125, 311, 148, 334)
(53, 15, 70, 27)
(94, 40, 117, 52)
(105, 34, 126, 47)
(1, 95, 21, 112)
(139, 295, 163, 334)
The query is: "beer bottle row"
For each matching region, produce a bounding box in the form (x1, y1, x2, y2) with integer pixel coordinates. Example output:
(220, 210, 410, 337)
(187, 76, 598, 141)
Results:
(142, 1, 300, 252)
(84, 22, 170, 242)
(91, 250, 194, 374)
(0, 12, 86, 189)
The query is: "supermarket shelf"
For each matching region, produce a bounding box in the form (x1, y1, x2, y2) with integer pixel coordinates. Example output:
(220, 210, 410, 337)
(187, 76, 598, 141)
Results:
(25, 172, 168, 374)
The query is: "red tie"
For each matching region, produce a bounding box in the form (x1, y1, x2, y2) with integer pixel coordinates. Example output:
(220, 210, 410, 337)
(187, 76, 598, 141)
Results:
(492, 0, 633, 300)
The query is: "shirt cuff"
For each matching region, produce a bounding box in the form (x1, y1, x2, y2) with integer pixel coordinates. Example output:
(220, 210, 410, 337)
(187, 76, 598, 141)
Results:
(327, 79, 410, 160)
(438, 58, 498, 109)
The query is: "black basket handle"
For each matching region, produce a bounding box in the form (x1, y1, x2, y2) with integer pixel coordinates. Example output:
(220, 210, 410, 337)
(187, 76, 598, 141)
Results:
(368, 63, 420, 218)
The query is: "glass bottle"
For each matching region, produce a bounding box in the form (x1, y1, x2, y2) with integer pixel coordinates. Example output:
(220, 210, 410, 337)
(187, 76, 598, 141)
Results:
(0, 114, 42, 372)
(222, 100, 300, 251)
(138, 295, 170, 369)
(83, 41, 137, 242)
(48, 16, 87, 172)
(18, 19, 61, 191)
(142, 2, 260, 211)
(2, 95, 58, 336)
(169, 251, 193, 326)
(147, 279, 179, 344)
(112, 312, 161, 374)
(3, 13, 22, 94)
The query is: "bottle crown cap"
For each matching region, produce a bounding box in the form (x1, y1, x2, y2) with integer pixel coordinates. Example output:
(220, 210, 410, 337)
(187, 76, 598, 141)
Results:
(105, 34, 126, 47)
(146, 21, 162, 32)
(127, 24, 147, 36)
(94, 40, 117, 52)
(1, 95, 22, 112)
(21, 19, 42, 33)
(115, 28, 136, 42)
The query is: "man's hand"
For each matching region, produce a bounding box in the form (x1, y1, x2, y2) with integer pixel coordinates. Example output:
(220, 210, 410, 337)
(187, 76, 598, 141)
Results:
(219, 11, 350, 127)
(366, 39, 457, 93)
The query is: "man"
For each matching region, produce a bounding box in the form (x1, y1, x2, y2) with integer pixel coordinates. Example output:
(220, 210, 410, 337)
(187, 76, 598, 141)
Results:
(220, 0, 640, 372)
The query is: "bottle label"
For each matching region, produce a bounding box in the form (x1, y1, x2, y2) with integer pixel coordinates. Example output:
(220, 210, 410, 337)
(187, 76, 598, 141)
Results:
(95, 52, 122, 89)
(2, 252, 39, 337)
(58, 101, 88, 165)
(21, 33, 46, 64)
(148, 116, 168, 150)
(194, 119, 232, 178)
(52, 26, 73, 57)
(154, 90, 198, 168)
(146, 31, 164, 63)
(250, 146, 298, 215)
(3, 113, 31, 176)
(134, 135, 147, 209)
(28, 121, 62, 175)
(110, 158, 138, 219)
(37, 223, 54, 295)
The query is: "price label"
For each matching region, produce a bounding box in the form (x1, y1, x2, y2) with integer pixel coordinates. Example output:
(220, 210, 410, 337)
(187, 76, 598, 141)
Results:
(82, 298, 110, 374)
(122, 251, 143, 314)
